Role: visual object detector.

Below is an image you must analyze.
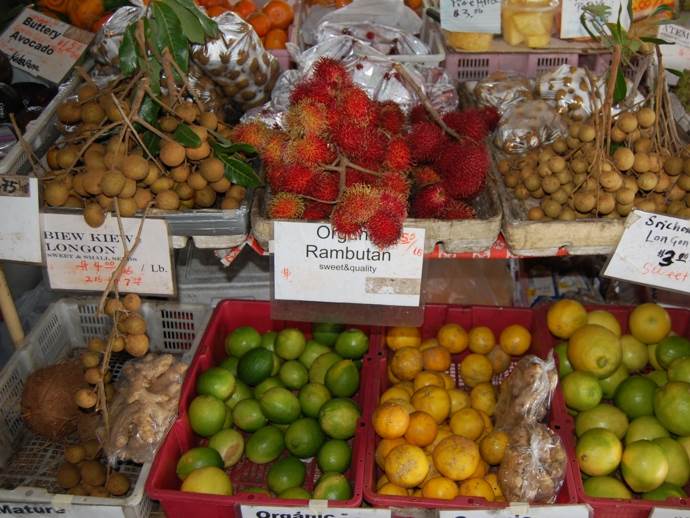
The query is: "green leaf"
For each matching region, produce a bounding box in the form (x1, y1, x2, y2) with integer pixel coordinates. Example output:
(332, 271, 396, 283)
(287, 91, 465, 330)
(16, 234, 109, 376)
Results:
(227, 143, 258, 154)
(652, 4, 673, 14)
(161, 0, 206, 43)
(613, 68, 627, 104)
(148, 57, 162, 94)
(626, 0, 633, 26)
(151, 2, 189, 74)
(140, 96, 161, 126)
(174, 123, 202, 148)
(141, 131, 161, 156)
(668, 68, 684, 78)
(641, 36, 673, 45)
(167, 0, 219, 36)
(119, 24, 138, 77)
(580, 13, 599, 40)
(224, 156, 262, 187)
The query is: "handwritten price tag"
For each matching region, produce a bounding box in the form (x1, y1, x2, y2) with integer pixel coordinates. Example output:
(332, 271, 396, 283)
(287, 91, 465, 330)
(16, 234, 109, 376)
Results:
(603, 210, 690, 294)
(659, 24, 690, 86)
(560, 0, 629, 38)
(240, 506, 391, 518)
(41, 213, 175, 296)
(273, 222, 425, 307)
(439, 504, 591, 518)
(0, 176, 41, 263)
(440, 0, 501, 34)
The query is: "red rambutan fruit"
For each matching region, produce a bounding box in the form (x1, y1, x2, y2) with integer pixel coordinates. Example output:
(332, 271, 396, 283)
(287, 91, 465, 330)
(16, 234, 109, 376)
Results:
(378, 171, 410, 199)
(384, 138, 412, 171)
(268, 192, 304, 219)
(330, 210, 362, 237)
(409, 104, 430, 124)
(261, 132, 288, 167)
(285, 99, 329, 137)
(408, 122, 446, 163)
(338, 86, 377, 127)
(332, 120, 368, 158)
(378, 101, 405, 134)
(311, 58, 351, 89)
(331, 184, 380, 236)
(412, 166, 442, 188)
(378, 190, 408, 220)
(360, 130, 387, 162)
(410, 184, 450, 219)
(345, 168, 371, 187)
(288, 136, 336, 166)
(290, 80, 337, 108)
(230, 121, 270, 150)
(366, 211, 403, 249)
(302, 201, 333, 220)
(479, 106, 500, 131)
(442, 110, 488, 141)
(266, 164, 286, 191)
(440, 199, 476, 220)
(310, 171, 340, 202)
(281, 164, 318, 195)
(436, 142, 489, 199)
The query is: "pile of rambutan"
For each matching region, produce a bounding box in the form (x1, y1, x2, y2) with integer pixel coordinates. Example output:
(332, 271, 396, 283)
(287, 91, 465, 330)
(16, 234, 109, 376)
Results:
(408, 105, 499, 219)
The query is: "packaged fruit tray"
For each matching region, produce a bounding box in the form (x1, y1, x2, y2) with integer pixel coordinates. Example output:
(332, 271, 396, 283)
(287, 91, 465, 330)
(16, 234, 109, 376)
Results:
(0, 297, 208, 518)
(250, 186, 502, 254)
(544, 303, 690, 518)
(363, 304, 579, 510)
(147, 299, 380, 518)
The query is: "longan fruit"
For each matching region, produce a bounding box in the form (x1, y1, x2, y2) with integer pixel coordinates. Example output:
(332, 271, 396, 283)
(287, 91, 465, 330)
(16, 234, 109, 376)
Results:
(83, 171, 105, 196)
(668, 183, 686, 201)
(180, 199, 194, 209)
(622, 176, 638, 192)
(47, 147, 60, 170)
(116, 197, 137, 217)
(568, 123, 582, 138)
(505, 172, 519, 188)
(104, 152, 125, 171)
(542, 198, 562, 218)
(81, 351, 100, 369)
(81, 102, 106, 124)
(134, 188, 154, 210)
(654, 172, 671, 193)
(82, 440, 101, 460)
(106, 100, 129, 122)
(524, 175, 541, 192)
(574, 192, 596, 213)
(528, 207, 545, 220)
(613, 147, 634, 171)
(537, 164, 551, 177)
(143, 164, 160, 186)
(56, 463, 81, 489)
(72, 175, 88, 197)
(159, 116, 178, 133)
(542, 176, 560, 194)
(634, 137, 652, 154)
(637, 172, 658, 191)
(600, 170, 623, 192)
(633, 153, 650, 173)
(97, 194, 114, 210)
(677, 174, 690, 191)
(175, 182, 194, 200)
(627, 129, 641, 143)
(191, 125, 208, 142)
(104, 297, 124, 316)
(531, 187, 545, 199)
(229, 185, 247, 200)
(101, 172, 126, 197)
(75, 389, 97, 409)
(126, 334, 149, 357)
(194, 185, 216, 208)
(552, 138, 568, 154)
(159, 141, 186, 167)
(648, 153, 661, 173)
(597, 192, 616, 214)
(119, 178, 137, 199)
(617, 112, 638, 133)
(611, 127, 626, 143)
(44, 182, 70, 207)
(210, 177, 231, 193)
(186, 142, 211, 161)
(199, 111, 218, 130)
(578, 125, 596, 143)
(221, 196, 240, 209)
(170, 164, 190, 182)
(187, 172, 207, 190)
(81, 202, 105, 228)
(615, 187, 636, 205)
(80, 461, 106, 487)
(514, 185, 530, 200)
(556, 170, 572, 185)
(571, 159, 587, 174)
(69, 485, 89, 496)
(88, 337, 106, 352)
(122, 154, 149, 180)
(496, 159, 510, 174)
(199, 157, 224, 182)
(156, 190, 180, 210)
(64, 445, 86, 464)
(176, 103, 199, 123)
(123, 293, 141, 312)
(637, 107, 655, 128)
(84, 367, 103, 385)
(636, 199, 656, 211)
(684, 158, 690, 175)
(106, 473, 131, 496)
(110, 335, 125, 353)
(551, 188, 569, 205)
(151, 176, 174, 194)
(616, 202, 634, 216)
(57, 146, 78, 169)
(78, 84, 98, 102)
(559, 207, 576, 221)
(665, 156, 684, 176)
(668, 200, 685, 215)
(124, 315, 147, 334)
(57, 101, 81, 124)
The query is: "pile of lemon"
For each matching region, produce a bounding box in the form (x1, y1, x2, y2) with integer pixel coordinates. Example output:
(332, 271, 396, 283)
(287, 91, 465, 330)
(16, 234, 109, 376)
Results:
(372, 322, 532, 501)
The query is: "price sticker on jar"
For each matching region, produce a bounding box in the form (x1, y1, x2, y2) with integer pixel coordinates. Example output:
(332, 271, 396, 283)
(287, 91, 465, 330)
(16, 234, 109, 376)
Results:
(440, 0, 501, 34)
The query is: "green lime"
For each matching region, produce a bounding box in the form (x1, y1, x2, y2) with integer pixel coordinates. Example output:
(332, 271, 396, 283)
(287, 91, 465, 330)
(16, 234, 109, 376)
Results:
(271, 352, 283, 376)
(562, 371, 603, 412)
(669, 357, 690, 384)
(614, 375, 657, 418)
(285, 417, 325, 458)
(575, 403, 629, 439)
(225, 380, 252, 409)
(646, 370, 668, 387)
(267, 456, 306, 494)
(188, 395, 227, 437)
(208, 428, 244, 468)
(276, 328, 306, 360)
(625, 416, 670, 445)
(334, 329, 369, 359)
(642, 482, 687, 501)
(180, 466, 233, 496)
(583, 476, 632, 499)
(254, 377, 285, 399)
(621, 440, 669, 492)
(245, 425, 285, 464)
(620, 334, 648, 372)
(226, 326, 261, 358)
(555, 342, 573, 378)
(649, 344, 663, 370)
(310, 352, 342, 385)
(575, 428, 622, 476)
(219, 356, 239, 376)
(232, 398, 267, 432)
(262, 331, 278, 351)
(312, 472, 351, 500)
(599, 363, 629, 399)
(654, 381, 690, 436)
(279, 487, 311, 499)
(653, 437, 690, 486)
(656, 336, 690, 369)
(237, 347, 274, 386)
(299, 340, 332, 369)
(279, 360, 309, 390)
(317, 440, 352, 473)
(222, 411, 233, 429)
(176, 447, 223, 480)
(325, 359, 360, 398)
(319, 398, 360, 440)
(313, 323, 343, 347)
(260, 387, 301, 424)
(299, 383, 332, 418)
(197, 367, 236, 401)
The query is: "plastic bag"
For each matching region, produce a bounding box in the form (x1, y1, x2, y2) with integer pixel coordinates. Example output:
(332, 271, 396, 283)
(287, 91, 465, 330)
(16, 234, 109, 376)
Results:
(100, 354, 188, 464)
(537, 64, 600, 120)
(90, 6, 144, 67)
(494, 353, 558, 431)
(498, 422, 567, 503)
(494, 100, 567, 154)
(317, 21, 431, 56)
(474, 71, 533, 114)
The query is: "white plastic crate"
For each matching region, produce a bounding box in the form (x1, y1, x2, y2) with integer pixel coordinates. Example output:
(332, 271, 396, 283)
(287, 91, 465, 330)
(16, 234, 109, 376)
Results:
(0, 298, 210, 518)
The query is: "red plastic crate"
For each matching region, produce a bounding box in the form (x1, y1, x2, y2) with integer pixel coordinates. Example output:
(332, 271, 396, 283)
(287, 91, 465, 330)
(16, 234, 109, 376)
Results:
(541, 304, 690, 518)
(363, 304, 579, 509)
(146, 300, 381, 518)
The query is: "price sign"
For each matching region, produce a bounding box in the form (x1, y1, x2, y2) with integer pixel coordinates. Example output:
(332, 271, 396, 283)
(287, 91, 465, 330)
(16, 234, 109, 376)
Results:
(560, 0, 630, 39)
(0, 503, 124, 518)
(0, 176, 41, 263)
(273, 222, 425, 307)
(42, 213, 175, 296)
(649, 508, 690, 518)
(440, 0, 501, 34)
(603, 210, 690, 294)
(240, 506, 390, 518)
(0, 7, 93, 84)
(659, 24, 690, 86)
(439, 504, 591, 518)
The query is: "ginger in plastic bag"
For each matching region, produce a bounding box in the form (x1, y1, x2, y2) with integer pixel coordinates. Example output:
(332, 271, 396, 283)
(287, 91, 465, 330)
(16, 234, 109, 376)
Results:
(494, 352, 558, 431)
(100, 354, 188, 464)
(498, 422, 567, 503)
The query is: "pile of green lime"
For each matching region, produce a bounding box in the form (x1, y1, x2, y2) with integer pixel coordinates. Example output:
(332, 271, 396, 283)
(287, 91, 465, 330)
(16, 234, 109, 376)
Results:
(177, 322, 369, 499)
(552, 302, 690, 501)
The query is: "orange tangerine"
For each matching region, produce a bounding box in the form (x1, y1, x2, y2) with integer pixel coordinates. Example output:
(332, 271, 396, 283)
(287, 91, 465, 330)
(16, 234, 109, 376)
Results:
(422, 476, 459, 500)
(413, 371, 444, 392)
(405, 411, 438, 447)
(470, 382, 497, 416)
(425, 426, 453, 454)
(385, 444, 429, 488)
(411, 385, 450, 424)
(499, 324, 532, 356)
(423, 346, 452, 372)
(391, 347, 423, 381)
(376, 437, 407, 468)
(439, 372, 455, 390)
(247, 11, 271, 37)
(380, 386, 411, 404)
(264, 28, 288, 49)
(376, 474, 390, 489)
(378, 482, 409, 496)
(432, 435, 480, 481)
(486, 345, 512, 375)
(484, 473, 503, 500)
(420, 338, 440, 351)
(479, 430, 509, 465)
(387, 327, 421, 350)
(262, 0, 293, 29)
(468, 326, 496, 354)
(459, 354, 493, 387)
(458, 477, 495, 501)
(450, 407, 484, 441)
(437, 323, 468, 353)
(448, 388, 471, 414)
(373, 402, 410, 439)
(469, 459, 489, 479)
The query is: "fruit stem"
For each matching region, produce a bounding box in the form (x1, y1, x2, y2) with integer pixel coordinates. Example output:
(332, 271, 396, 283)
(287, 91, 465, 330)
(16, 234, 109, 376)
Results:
(134, 117, 177, 144)
(9, 113, 46, 175)
(341, 156, 384, 178)
(166, 50, 206, 113)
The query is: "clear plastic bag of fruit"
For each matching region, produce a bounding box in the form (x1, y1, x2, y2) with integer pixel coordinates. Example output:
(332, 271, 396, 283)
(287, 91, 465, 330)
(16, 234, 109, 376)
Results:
(498, 422, 567, 503)
(494, 100, 567, 153)
(317, 21, 431, 56)
(537, 64, 600, 120)
(474, 71, 533, 114)
(494, 352, 558, 431)
(91, 6, 144, 67)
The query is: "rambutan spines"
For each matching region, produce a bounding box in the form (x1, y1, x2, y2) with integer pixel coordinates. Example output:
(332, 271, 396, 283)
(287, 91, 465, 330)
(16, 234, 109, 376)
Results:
(410, 184, 451, 219)
(285, 99, 329, 137)
(442, 110, 489, 141)
(479, 106, 500, 131)
(436, 142, 489, 200)
(378, 172, 411, 199)
(338, 87, 377, 127)
(333, 184, 380, 228)
(384, 138, 412, 172)
(288, 136, 336, 166)
(412, 166, 442, 188)
(366, 211, 403, 249)
(378, 190, 408, 219)
(302, 201, 333, 221)
(440, 200, 476, 220)
(230, 121, 270, 150)
(311, 58, 351, 89)
(332, 120, 368, 158)
(281, 164, 318, 195)
(309, 172, 340, 202)
(268, 192, 304, 219)
(408, 122, 447, 163)
(266, 165, 286, 192)
(409, 104, 430, 124)
(378, 101, 405, 135)
(261, 132, 288, 167)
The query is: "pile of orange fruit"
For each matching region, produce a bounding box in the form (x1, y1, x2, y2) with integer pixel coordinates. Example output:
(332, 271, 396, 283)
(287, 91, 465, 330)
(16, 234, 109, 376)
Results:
(196, 0, 294, 49)
(372, 322, 532, 501)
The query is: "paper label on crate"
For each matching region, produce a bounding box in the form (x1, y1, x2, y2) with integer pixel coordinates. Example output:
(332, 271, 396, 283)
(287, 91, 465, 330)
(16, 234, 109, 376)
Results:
(0, 176, 41, 263)
(560, 0, 630, 39)
(0, 7, 93, 84)
(273, 222, 424, 307)
(602, 210, 690, 294)
(439, 504, 591, 518)
(659, 24, 690, 86)
(440, 0, 501, 33)
(649, 508, 690, 518)
(42, 213, 175, 296)
(240, 506, 391, 518)
(0, 503, 125, 518)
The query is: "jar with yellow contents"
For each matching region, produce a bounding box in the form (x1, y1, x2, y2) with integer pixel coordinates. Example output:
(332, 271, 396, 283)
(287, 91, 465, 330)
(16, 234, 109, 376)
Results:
(501, 0, 559, 48)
